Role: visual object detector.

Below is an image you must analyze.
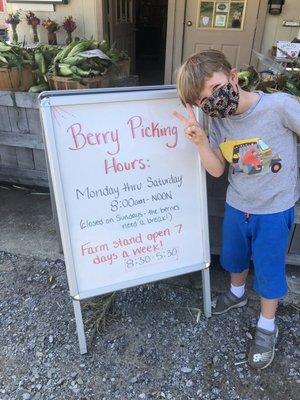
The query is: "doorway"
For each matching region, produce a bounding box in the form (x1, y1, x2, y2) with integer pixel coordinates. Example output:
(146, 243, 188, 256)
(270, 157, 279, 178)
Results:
(105, 0, 168, 85)
(135, 0, 168, 85)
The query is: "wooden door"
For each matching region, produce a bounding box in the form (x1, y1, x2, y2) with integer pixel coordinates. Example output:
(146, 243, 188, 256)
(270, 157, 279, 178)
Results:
(182, 0, 261, 69)
(108, 0, 135, 70)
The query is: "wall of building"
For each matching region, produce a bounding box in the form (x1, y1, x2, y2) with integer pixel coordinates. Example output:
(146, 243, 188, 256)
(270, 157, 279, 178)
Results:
(0, 0, 103, 45)
(1, 0, 299, 77)
(261, 0, 300, 56)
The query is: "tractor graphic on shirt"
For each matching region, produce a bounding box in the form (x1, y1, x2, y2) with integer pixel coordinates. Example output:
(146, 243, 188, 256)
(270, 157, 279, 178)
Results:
(219, 138, 282, 175)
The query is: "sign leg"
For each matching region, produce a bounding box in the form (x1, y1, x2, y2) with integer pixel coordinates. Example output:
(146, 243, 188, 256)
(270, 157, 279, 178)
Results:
(201, 267, 212, 318)
(72, 300, 88, 354)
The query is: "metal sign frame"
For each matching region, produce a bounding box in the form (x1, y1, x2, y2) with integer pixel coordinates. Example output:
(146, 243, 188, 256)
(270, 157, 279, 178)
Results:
(39, 85, 211, 354)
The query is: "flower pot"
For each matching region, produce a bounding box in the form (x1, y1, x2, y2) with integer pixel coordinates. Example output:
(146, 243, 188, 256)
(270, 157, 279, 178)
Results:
(32, 26, 39, 43)
(48, 32, 57, 45)
(11, 25, 18, 44)
(66, 32, 72, 45)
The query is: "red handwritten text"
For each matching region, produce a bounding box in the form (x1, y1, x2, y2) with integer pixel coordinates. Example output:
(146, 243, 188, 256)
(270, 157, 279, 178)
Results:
(67, 123, 120, 155)
(147, 228, 171, 243)
(127, 116, 178, 148)
(81, 241, 109, 256)
(93, 253, 118, 265)
(113, 233, 143, 248)
(132, 242, 163, 256)
(104, 157, 147, 174)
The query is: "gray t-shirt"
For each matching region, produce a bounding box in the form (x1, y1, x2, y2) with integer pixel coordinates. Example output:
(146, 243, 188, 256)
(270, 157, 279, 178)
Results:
(207, 91, 300, 214)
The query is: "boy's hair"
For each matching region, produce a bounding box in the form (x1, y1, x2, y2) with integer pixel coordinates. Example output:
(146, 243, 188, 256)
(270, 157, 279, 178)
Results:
(176, 50, 232, 106)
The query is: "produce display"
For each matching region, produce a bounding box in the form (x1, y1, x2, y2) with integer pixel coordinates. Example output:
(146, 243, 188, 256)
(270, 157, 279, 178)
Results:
(0, 41, 33, 68)
(238, 52, 300, 97)
(49, 38, 128, 79)
(30, 44, 62, 92)
(49, 39, 112, 78)
(0, 37, 130, 92)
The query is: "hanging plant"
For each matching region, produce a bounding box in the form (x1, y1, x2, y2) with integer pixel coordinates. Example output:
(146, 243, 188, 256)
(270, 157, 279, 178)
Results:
(26, 11, 41, 44)
(5, 11, 21, 44)
(62, 16, 77, 45)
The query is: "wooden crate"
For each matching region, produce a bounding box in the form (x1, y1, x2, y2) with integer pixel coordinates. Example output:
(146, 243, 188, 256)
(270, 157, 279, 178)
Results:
(0, 92, 47, 187)
(0, 66, 34, 91)
(48, 74, 111, 90)
(0, 75, 139, 188)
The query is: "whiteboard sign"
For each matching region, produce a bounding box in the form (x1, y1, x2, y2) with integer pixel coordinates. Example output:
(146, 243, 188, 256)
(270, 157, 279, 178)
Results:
(39, 87, 210, 301)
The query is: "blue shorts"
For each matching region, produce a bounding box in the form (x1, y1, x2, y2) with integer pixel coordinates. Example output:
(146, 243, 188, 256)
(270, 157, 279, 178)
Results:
(221, 203, 295, 299)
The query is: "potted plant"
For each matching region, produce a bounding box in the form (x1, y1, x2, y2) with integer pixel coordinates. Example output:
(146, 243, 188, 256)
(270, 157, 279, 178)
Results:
(5, 10, 21, 44)
(42, 18, 60, 45)
(62, 16, 77, 45)
(26, 11, 41, 44)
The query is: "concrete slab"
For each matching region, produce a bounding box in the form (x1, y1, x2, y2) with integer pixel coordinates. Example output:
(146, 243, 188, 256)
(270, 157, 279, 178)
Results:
(0, 185, 62, 260)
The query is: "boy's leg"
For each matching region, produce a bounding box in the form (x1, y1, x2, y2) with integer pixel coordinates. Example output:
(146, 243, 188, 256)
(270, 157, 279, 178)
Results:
(260, 297, 278, 319)
(248, 297, 279, 370)
(213, 204, 251, 315)
(213, 273, 248, 314)
(231, 269, 249, 287)
(230, 269, 249, 296)
(257, 297, 278, 332)
(248, 207, 294, 369)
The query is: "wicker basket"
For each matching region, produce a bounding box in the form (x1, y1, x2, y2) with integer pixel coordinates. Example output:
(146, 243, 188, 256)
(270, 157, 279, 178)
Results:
(0, 66, 34, 91)
(48, 74, 111, 90)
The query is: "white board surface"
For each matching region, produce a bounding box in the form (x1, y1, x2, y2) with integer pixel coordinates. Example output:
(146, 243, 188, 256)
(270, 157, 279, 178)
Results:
(39, 87, 210, 300)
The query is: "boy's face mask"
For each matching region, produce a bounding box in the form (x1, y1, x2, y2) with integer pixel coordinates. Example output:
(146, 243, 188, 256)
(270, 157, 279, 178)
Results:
(201, 81, 239, 118)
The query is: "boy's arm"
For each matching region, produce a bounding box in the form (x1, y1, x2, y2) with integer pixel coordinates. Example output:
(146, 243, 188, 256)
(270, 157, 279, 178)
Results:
(196, 141, 225, 177)
(281, 95, 300, 136)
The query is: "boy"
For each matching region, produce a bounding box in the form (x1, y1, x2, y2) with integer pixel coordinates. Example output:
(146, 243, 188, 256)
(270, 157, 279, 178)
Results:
(173, 50, 300, 369)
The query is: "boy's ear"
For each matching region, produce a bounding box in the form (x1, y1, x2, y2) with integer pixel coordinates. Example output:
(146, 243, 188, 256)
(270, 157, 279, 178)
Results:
(230, 68, 238, 85)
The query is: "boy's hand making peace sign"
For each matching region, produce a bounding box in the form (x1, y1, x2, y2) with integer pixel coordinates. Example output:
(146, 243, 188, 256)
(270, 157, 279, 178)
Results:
(173, 104, 225, 177)
(173, 104, 208, 147)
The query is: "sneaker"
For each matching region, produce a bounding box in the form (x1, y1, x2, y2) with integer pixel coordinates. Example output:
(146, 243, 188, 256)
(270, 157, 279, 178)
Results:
(248, 326, 279, 370)
(212, 290, 248, 315)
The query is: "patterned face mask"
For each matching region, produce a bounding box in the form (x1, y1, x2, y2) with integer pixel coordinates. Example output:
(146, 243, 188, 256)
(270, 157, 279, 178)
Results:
(201, 82, 239, 118)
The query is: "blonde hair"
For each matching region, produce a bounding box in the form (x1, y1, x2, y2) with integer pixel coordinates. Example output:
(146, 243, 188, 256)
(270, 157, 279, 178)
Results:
(176, 50, 232, 106)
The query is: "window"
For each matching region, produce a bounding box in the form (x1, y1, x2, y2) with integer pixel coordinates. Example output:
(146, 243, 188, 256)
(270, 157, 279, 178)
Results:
(197, 0, 247, 30)
(116, 0, 132, 23)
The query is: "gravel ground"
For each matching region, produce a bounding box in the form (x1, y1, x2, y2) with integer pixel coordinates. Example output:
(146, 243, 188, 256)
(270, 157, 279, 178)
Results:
(0, 251, 299, 400)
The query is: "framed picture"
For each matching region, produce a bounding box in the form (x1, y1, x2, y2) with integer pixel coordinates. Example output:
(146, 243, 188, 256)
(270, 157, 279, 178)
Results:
(216, 2, 230, 13)
(6, 1, 68, 4)
(215, 14, 227, 27)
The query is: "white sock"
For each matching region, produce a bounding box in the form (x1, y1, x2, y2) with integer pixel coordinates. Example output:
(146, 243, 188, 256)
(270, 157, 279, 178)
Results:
(230, 283, 245, 298)
(257, 314, 275, 332)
